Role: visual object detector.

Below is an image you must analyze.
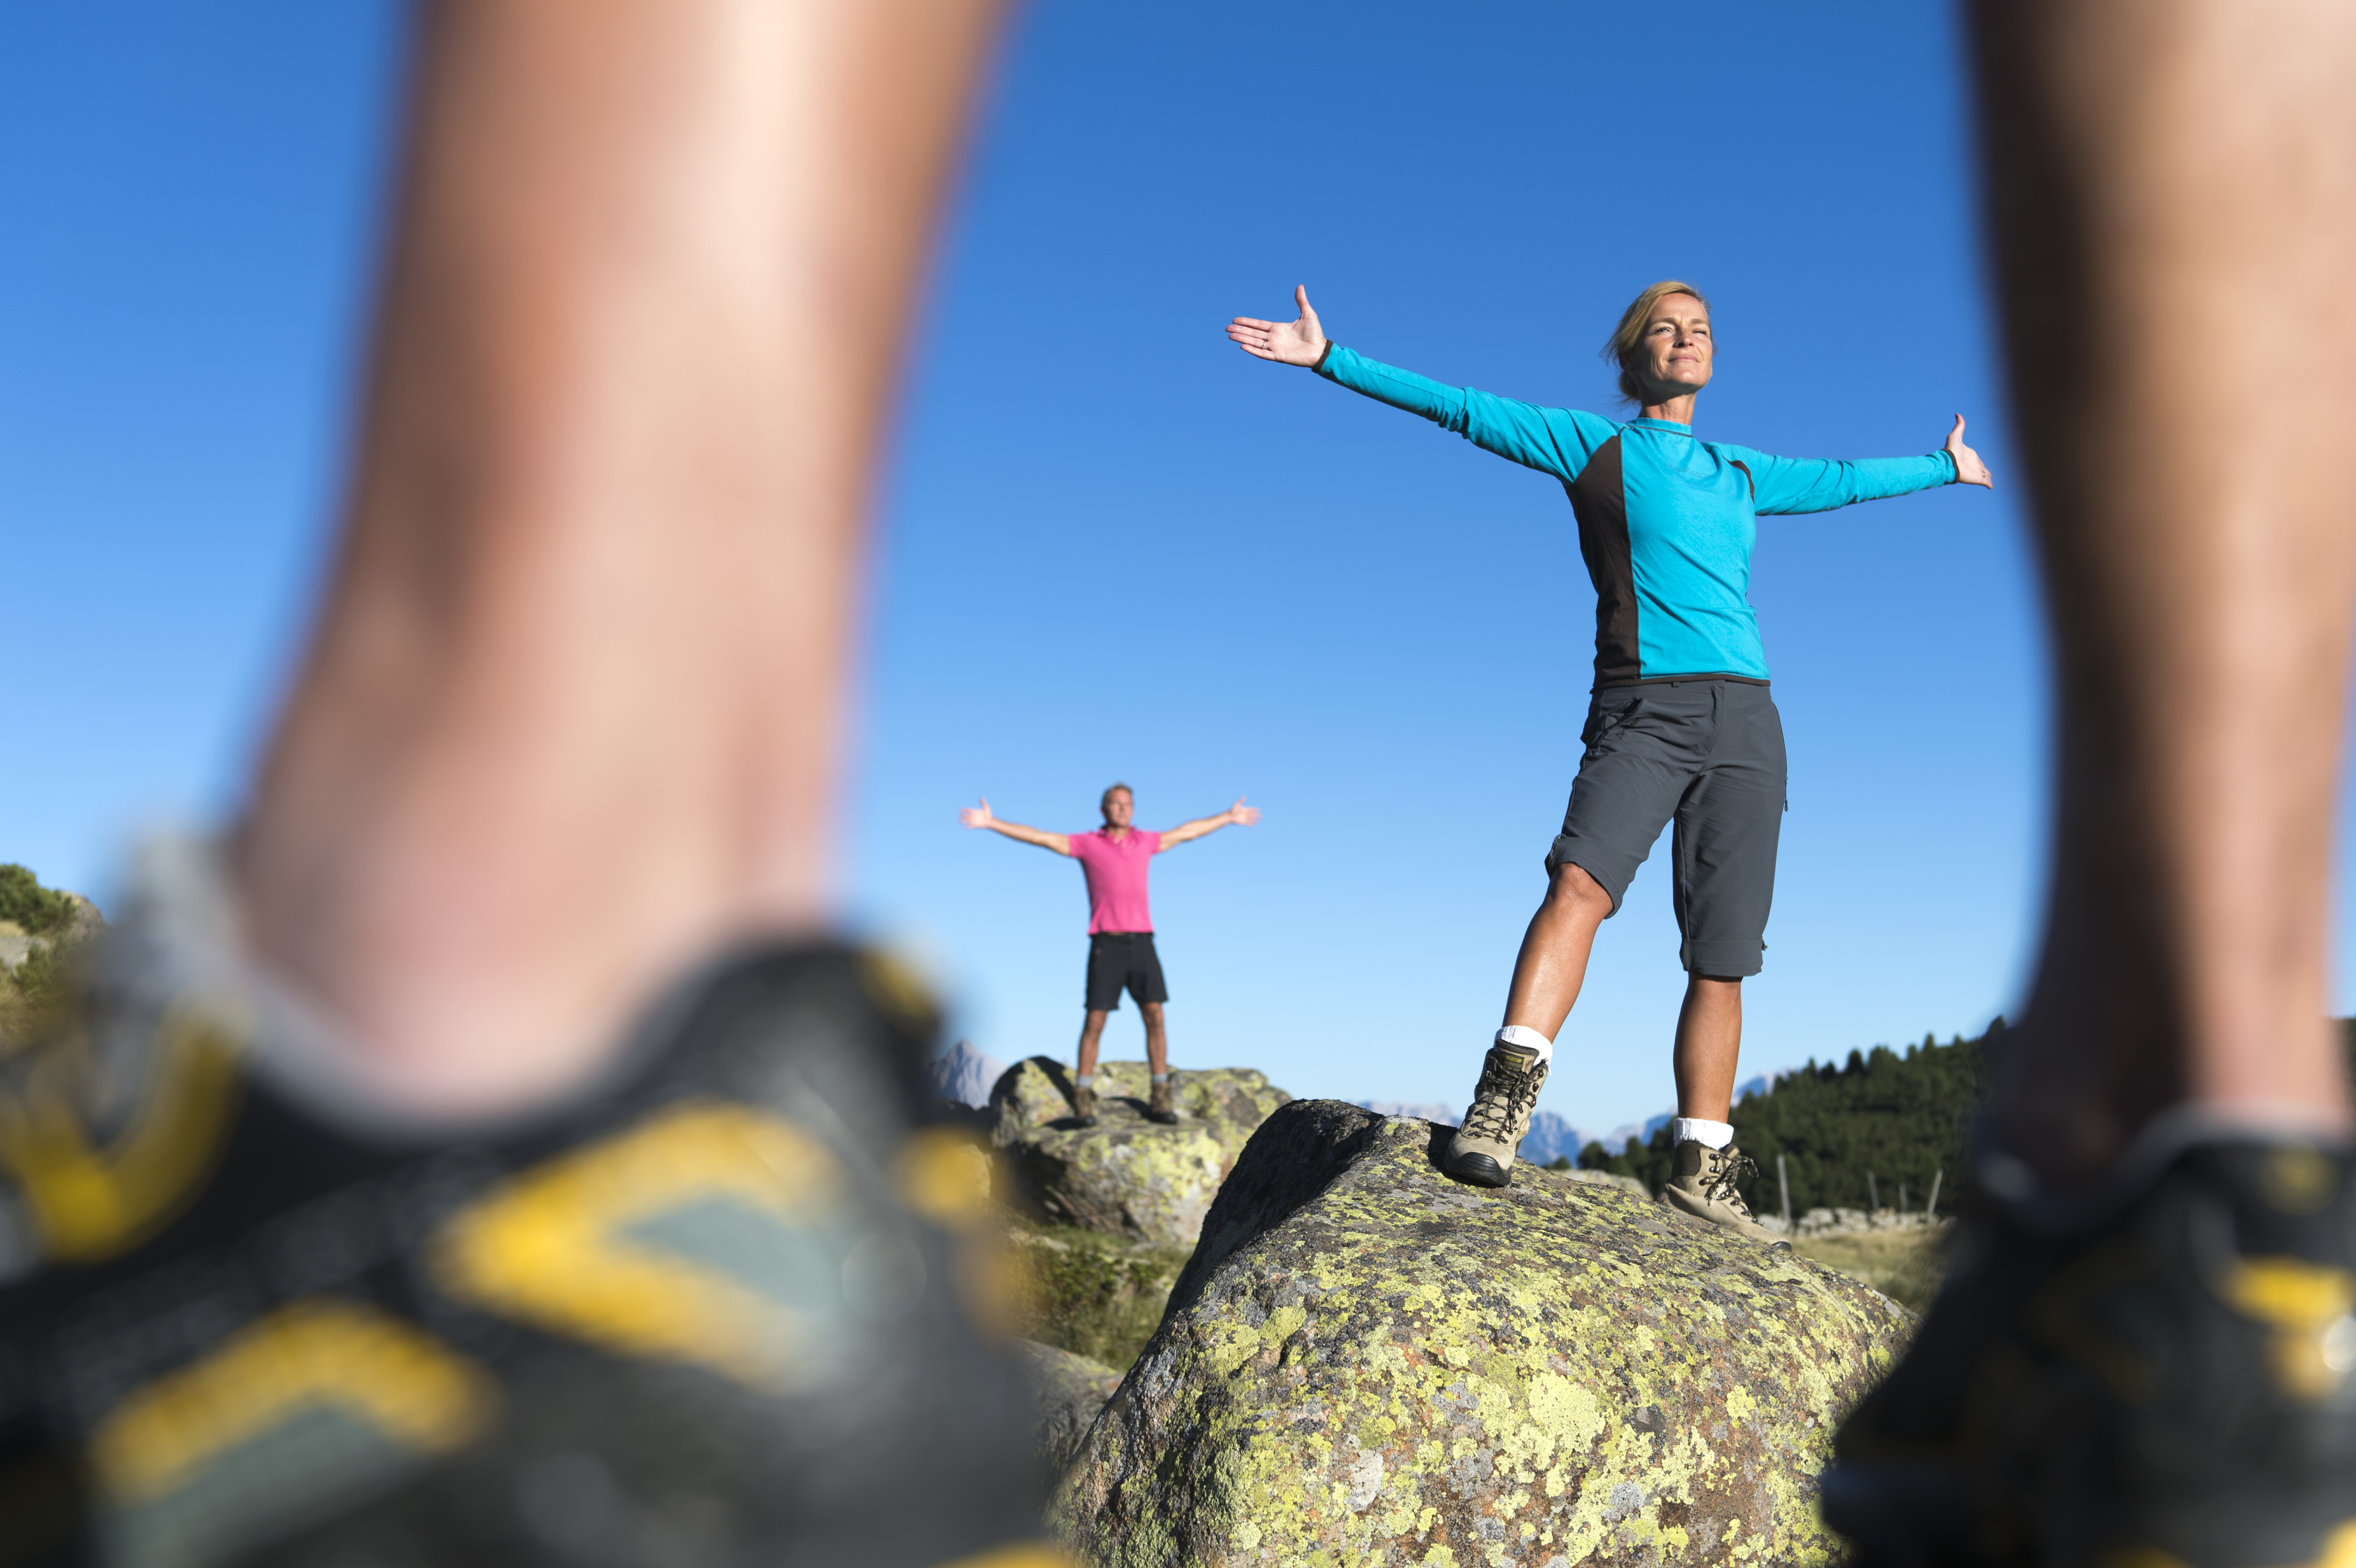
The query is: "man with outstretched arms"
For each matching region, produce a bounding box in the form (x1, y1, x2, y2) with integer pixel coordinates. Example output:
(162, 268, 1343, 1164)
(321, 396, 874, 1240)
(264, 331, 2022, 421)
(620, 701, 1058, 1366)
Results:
(962, 784, 1260, 1124)
(1229, 281, 1991, 1237)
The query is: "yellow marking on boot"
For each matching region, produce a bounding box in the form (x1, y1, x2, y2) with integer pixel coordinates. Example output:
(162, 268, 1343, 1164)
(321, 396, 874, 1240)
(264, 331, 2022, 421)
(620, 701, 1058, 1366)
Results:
(896, 1128, 997, 1228)
(433, 1101, 846, 1390)
(2310, 1520, 2356, 1568)
(2222, 1257, 2356, 1398)
(859, 949, 940, 1034)
(0, 1007, 244, 1263)
(90, 1299, 493, 1504)
(2100, 1519, 2356, 1568)
(928, 1545, 1077, 1568)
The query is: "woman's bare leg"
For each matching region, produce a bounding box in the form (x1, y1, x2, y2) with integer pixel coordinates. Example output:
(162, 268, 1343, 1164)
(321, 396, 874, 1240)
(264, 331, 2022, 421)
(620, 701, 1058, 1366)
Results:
(1671, 975, 1742, 1123)
(1500, 862, 1615, 1039)
(1974, 0, 2356, 1183)
(235, 0, 1006, 1116)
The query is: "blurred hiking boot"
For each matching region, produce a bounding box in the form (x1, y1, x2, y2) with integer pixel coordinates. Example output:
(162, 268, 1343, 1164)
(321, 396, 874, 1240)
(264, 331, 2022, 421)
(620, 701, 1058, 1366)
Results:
(0, 842, 1058, 1568)
(1823, 1134, 2356, 1568)
(1443, 1040, 1549, 1189)
(1661, 1140, 1789, 1247)
(1069, 1083, 1096, 1127)
(1144, 1079, 1177, 1126)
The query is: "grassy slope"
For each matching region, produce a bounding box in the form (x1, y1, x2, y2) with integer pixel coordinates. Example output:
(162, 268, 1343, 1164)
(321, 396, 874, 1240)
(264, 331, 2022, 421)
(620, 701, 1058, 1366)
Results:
(1794, 1228, 1947, 1312)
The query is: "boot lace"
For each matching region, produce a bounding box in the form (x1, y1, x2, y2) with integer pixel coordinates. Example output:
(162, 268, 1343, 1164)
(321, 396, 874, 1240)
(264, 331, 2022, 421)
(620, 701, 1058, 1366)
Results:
(1704, 1147, 1761, 1215)
(1461, 1054, 1542, 1143)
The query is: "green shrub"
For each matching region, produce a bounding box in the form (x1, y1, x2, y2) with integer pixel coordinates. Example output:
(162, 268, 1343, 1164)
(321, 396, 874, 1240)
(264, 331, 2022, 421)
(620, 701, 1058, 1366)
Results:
(1, 929, 87, 1047)
(0, 864, 78, 937)
(0, 865, 95, 1048)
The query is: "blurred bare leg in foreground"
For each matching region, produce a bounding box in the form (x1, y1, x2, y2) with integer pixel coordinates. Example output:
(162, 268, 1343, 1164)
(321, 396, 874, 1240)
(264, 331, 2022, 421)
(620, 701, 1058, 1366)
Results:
(0, 5, 1061, 1565)
(1979, 0, 2356, 1183)
(1828, 3, 2356, 1565)
(240, 0, 1000, 1116)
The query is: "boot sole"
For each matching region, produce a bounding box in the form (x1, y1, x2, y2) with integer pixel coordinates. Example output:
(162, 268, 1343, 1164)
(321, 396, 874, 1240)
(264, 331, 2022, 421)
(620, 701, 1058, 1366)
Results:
(1447, 1152, 1511, 1188)
(1823, 1460, 2356, 1568)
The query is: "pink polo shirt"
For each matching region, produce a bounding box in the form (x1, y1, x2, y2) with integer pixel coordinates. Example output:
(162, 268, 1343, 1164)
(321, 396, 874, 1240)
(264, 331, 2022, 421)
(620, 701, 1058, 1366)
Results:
(1066, 828, 1161, 934)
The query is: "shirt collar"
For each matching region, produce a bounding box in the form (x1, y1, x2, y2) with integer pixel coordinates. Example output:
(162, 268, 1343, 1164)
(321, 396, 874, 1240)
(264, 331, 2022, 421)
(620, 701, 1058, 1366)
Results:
(1629, 416, 1694, 434)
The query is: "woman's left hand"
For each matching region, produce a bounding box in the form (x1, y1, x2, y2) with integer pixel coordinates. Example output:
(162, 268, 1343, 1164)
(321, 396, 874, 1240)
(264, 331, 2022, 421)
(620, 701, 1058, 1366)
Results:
(1945, 414, 1993, 488)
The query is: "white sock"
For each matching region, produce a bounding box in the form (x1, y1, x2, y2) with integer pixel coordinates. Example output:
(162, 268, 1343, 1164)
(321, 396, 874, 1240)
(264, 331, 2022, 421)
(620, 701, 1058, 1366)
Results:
(1075, 1074, 1095, 1089)
(1496, 1025, 1553, 1063)
(1672, 1117, 1733, 1149)
(1150, 1073, 1168, 1084)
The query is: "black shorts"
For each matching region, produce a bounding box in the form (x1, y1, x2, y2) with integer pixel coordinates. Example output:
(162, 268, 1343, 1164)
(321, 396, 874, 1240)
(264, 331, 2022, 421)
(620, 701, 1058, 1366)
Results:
(1544, 678, 1787, 978)
(1084, 932, 1168, 1011)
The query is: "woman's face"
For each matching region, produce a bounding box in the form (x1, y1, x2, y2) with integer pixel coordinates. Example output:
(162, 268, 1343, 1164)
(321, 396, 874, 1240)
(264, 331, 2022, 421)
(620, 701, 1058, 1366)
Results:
(1637, 293, 1713, 401)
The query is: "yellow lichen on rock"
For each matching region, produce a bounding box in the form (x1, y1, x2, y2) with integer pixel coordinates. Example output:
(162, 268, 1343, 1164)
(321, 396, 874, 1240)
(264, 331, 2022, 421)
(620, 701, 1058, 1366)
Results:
(1056, 1102, 1912, 1567)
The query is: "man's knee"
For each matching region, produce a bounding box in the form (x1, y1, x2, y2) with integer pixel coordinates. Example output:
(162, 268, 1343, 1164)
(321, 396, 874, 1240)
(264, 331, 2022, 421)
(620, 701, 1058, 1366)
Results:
(1080, 1009, 1109, 1033)
(1139, 1001, 1165, 1024)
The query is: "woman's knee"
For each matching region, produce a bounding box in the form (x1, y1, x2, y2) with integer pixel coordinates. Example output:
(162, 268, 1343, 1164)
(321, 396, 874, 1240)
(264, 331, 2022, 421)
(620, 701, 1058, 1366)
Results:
(1545, 861, 1615, 920)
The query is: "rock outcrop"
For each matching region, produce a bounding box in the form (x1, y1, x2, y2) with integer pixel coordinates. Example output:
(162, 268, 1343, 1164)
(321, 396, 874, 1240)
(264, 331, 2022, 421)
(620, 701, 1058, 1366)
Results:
(1021, 1340, 1125, 1477)
(1562, 1167, 1651, 1200)
(990, 1058, 1291, 1247)
(1058, 1101, 1914, 1567)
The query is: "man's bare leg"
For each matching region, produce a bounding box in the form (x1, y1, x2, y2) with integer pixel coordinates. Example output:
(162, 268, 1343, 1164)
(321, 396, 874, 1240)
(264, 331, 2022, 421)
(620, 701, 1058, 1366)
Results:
(1973, 0, 2356, 1180)
(1076, 1009, 1110, 1079)
(1140, 1000, 1171, 1076)
(1828, 5, 2356, 1560)
(1671, 976, 1741, 1123)
(1500, 862, 1615, 1038)
(0, 6, 1053, 1560)
(236, 0, 1006, 1117)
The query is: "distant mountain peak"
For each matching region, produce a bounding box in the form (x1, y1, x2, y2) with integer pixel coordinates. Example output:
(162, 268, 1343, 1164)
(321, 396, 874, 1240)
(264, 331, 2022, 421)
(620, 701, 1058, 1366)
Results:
(928, 1039, 1006, 1109)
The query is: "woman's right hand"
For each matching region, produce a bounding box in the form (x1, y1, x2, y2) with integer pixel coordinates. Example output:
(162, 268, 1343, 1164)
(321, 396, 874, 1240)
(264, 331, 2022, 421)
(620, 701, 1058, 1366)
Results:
(1226, 286, 1328, 366)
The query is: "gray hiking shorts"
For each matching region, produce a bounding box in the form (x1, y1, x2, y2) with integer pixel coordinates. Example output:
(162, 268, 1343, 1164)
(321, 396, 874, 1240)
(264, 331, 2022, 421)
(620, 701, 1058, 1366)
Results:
(1545, 678, 1787, 978)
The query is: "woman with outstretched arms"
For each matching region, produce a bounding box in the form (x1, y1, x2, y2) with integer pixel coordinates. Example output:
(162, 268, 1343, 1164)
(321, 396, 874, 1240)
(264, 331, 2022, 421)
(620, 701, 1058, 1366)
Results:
(1227, 281, 1991, 1236)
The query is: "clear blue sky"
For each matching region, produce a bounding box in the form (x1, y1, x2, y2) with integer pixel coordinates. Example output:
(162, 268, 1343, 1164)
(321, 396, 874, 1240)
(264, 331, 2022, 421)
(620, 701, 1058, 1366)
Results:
(7, 2, 2353, 1133)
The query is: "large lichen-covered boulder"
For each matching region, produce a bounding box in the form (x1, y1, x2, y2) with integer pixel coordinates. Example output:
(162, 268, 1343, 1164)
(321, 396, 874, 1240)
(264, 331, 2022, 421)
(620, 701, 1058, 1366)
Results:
(1058, 1101, 1913, 1567)
(1021, 1340, 1125, 1477)
(990, 1058, 1291, 1247)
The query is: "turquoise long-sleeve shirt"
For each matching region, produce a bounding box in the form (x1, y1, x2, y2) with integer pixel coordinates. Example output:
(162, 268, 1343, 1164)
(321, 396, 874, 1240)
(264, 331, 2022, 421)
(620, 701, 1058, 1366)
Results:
(1315, 344, 1956, 687)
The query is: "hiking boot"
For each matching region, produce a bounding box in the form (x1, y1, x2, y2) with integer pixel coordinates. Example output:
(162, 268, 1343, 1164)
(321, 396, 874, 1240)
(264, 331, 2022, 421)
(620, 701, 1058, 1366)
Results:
(1444, 1040, 1550, 1187)
(1145, 1077, 1179, 1125)
(1662, 1139, 1790, 1247)
(1070, 1082, 1097, 1125)
(1822, 1136, 2356, 1568)
(0, 842, 1055, 1568)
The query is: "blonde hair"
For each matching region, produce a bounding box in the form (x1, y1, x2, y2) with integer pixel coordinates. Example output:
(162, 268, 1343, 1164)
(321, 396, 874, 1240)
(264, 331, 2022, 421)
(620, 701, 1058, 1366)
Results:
(1100, 782, 1133, 812)
(1601, 280, 1711, 405)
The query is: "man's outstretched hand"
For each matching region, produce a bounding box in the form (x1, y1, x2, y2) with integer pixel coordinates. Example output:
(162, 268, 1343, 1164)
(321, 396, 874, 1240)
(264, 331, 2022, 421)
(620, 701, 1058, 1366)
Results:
(1227, 797, 1262, 825)
(1227, 286, 1328, 367)
(1946, 416, 1994, 489)
(959, 797, 995, 829)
